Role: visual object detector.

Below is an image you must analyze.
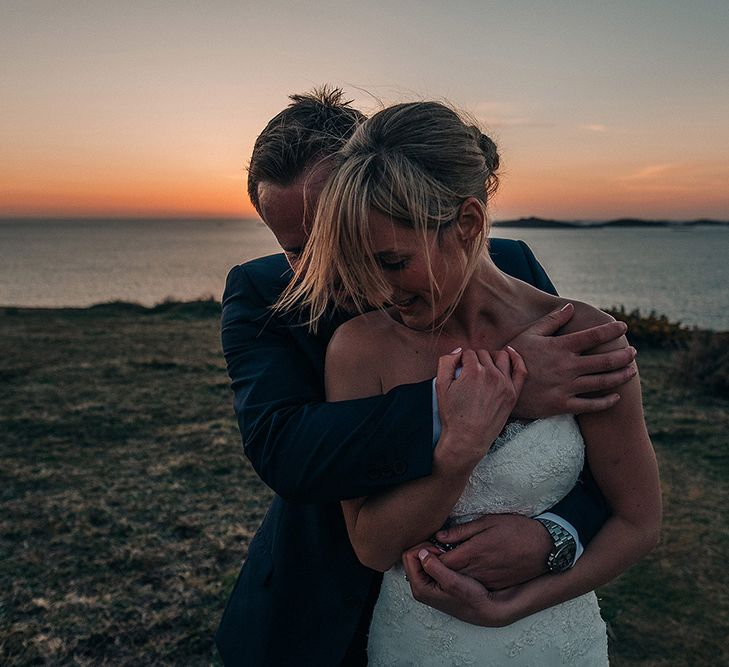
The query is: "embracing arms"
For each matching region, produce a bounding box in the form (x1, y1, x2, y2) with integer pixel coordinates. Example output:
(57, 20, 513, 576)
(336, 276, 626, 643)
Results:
(403, 318, 662, 625)
(221, 262, 433, 502)
(222, 251, 632, 549)
(329, 344, 527, 571)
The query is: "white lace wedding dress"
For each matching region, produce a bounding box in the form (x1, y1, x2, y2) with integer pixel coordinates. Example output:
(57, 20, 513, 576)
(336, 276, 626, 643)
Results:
(367, 415, 609, 666)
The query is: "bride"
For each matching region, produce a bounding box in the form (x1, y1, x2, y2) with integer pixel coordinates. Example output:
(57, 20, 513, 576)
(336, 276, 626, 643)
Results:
(280, 101, 662, 664)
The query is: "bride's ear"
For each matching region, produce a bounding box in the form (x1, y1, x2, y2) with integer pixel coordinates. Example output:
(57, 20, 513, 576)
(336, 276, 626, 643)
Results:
(455, 197, 486, 244)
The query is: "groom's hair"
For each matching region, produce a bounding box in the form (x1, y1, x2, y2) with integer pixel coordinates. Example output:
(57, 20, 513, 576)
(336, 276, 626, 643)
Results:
(247, 85, 366, 215)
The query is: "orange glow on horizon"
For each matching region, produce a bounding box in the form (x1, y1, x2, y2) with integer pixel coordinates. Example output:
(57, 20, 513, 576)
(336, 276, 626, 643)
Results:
(492, 160, 729, 221)
(2, 154, 727, 221)
(3, 4, 728, 224)
(1, 171, 259, 219)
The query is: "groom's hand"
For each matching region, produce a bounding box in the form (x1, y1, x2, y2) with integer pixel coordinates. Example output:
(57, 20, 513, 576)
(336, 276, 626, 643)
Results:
(434, 514, 551, 590)
(509, 302, 636, 418)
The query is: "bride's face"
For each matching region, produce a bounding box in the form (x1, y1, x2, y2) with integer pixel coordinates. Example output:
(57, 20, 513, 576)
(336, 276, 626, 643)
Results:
(367, 209, 468, 330)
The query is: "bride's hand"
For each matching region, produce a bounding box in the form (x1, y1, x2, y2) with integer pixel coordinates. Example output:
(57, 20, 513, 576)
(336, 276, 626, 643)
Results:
(434, 346, 527, 473)
(402, 544, 521, 627)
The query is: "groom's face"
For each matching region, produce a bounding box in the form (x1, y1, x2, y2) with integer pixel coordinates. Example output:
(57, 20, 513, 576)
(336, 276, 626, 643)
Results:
(257, 165, 329, 269)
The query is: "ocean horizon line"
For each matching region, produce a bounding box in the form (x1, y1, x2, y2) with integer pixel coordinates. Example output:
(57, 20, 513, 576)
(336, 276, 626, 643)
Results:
(1, 215, 728, 229)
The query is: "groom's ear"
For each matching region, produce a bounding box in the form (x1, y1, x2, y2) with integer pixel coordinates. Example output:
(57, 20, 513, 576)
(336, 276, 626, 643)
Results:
(455, 197, 486, 243)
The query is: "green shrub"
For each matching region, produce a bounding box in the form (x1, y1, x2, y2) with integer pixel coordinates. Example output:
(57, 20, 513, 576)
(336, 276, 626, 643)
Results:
(604, 306, 693, 349)
(85, 298, 221, 319)
(151, 298, 221, 319)
(673, 331, 729, 397)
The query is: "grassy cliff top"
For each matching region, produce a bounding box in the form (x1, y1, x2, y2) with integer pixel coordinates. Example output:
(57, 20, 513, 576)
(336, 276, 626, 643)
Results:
(1, 305, 727, 665)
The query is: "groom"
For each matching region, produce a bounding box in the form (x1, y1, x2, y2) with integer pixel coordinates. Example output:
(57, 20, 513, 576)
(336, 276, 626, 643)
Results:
(216, 87, 635, 666)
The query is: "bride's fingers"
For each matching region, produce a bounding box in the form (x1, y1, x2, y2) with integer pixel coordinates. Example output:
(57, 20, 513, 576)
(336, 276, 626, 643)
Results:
(474, 349, 493, 369)
(490, 349, 512, 379)
(402, 548, 433, 588)
(505, 346, 527, 395)
(415, 549, 464, 595)
(435, 347, 463, 390)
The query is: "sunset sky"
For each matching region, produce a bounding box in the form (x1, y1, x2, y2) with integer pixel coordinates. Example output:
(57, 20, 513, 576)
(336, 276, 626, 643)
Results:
(2, 1, 728, 221)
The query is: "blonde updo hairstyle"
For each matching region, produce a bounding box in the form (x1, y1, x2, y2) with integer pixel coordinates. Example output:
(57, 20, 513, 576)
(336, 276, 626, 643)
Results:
(281, 101, 500, 328)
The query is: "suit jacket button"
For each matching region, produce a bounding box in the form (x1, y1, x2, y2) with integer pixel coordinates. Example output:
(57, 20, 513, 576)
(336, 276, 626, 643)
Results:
(393, 461, 406, 474)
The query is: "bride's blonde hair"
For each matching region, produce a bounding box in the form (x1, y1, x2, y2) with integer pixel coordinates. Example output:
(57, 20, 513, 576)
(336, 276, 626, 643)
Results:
(278, 101, 500, 330)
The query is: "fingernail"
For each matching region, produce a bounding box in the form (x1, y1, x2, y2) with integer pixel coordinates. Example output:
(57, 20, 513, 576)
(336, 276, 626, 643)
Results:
(450, 347, 462, 354)
(560, 303, 572, 311)
(418, 549, 429, 561)
(506, 345, 516, 353)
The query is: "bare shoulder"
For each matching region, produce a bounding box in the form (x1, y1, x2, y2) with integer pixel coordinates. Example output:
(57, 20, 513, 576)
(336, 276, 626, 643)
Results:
(326, 310, 397, 401)
(561, 300, 616, 330)
(328, 310, 397, 358)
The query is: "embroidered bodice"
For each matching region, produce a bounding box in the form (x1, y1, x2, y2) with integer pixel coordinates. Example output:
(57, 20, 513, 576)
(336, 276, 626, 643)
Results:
(367, 415, 608, 666)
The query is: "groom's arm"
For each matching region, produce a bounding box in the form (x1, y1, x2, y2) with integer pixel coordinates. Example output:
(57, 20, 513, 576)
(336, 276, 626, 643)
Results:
(430, 483, 610, 592)
(546, 469, 609, 544)
(221, 262, 434, 503)
(224, 243, 621, 539)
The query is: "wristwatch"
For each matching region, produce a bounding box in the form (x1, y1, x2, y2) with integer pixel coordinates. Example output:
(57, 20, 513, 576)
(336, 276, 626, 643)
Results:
(535, 518, 577, 573)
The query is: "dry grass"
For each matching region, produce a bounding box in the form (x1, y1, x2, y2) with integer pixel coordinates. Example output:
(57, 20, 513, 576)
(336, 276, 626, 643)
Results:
(598, 348, 729, 665)
(1, 304, 727, 665)
(1, 304, 272, 665)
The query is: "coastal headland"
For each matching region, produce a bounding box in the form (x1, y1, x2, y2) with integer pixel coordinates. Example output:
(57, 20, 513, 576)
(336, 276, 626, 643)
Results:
(493, 217, 729, 228)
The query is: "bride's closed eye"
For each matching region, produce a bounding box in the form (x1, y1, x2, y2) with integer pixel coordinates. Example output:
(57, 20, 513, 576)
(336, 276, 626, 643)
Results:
(377, 256, 409, 271)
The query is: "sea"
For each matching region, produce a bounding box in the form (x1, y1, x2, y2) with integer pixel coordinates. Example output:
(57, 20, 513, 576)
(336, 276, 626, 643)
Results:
(1, 219, 727, 331)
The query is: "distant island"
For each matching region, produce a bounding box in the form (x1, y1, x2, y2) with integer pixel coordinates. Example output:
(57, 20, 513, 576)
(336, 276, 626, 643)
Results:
(493, 217, 729, 229)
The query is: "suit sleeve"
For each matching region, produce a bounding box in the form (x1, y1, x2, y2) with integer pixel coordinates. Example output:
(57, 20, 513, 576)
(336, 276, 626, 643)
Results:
(221, 264, 433, 503)
(517, 240, 610, 546)
(548, 469, 609, 544)
(516, 240, 558, 295)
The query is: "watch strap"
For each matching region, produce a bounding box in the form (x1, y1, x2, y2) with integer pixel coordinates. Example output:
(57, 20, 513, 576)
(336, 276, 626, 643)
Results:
(536, 517, 577, 573)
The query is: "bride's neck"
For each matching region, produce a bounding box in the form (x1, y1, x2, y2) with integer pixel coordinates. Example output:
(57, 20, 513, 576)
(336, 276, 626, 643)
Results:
(440, 257, 529, 344)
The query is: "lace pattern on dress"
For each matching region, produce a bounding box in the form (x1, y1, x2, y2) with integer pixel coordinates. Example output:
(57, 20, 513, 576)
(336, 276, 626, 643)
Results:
(368, 415, 608, 666)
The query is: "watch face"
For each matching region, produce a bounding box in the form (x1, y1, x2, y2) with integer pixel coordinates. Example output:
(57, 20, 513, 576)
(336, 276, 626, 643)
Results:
(552, 545, 576, 572)
(537, 518, 577, 573)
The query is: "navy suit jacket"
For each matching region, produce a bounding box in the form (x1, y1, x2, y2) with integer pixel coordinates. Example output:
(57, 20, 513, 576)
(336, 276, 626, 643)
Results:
(216, 239, 608, 666)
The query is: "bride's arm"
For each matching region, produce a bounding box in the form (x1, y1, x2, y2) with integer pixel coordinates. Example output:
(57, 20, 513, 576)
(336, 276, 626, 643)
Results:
(501, 351, 660, 619)
(326, 322, 526, 572)
(405, 315, 662, 625)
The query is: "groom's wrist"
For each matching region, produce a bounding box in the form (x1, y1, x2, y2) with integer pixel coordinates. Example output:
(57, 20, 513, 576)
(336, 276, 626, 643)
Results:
(535, 515, 580, 572)
(537, 512, 584, 566)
